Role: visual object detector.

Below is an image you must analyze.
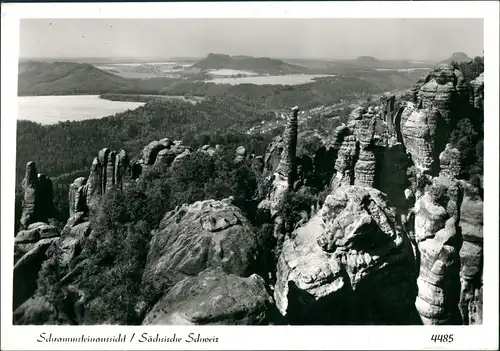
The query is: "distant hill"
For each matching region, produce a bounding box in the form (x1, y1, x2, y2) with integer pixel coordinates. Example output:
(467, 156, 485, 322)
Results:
(18, 61, 137, 95)
(441, 52, 472, 64)
(193, 53, 307, 74)
(355, 56, 380, 64)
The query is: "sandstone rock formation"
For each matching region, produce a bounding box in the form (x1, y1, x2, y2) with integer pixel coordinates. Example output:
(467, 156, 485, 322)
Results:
(143, 268, 271, 325)
(13, 237, 60, 309)
(14, 295, 72, 325)
(70, 148, 130, 213)
(234, 146, 247, 163)
(439, 144, 462, 179)
(276, 106, 300, 189)
(142, 198, 258, 296)
(414, 176, 463, 324)
(402, 108, 447, 176)
(19, 162, 56, 229)
(380, 93, 396, 133)
(274, 185, 418, 324)
(131, 138, 197, 177)
(458, 180, 483, 325)
(68, 177, 88, 217)
(470, 73, 484, 111)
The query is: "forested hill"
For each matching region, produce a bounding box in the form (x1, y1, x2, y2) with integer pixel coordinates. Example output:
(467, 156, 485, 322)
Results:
(18, 61, 138, 95)
(15, 96, 277, 184)
(192, 53, 307, 74)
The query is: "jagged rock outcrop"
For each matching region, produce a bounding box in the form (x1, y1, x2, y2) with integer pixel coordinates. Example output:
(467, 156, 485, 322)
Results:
(142, 198, 258, 297)
(329, 106, 381, 191)
(276, 106, 299, 189)
(131, 139, 197, 176)
(142, 141, 165, 165)
(469, 73, 484, 111)
(380, 93, 396, 133)
(19, 162, 56, 229)
(199, 144, 217, 157)
(68, 177, 87, 217)
(143, 268, 271, 325)
(458, 180, 483, 325)
(330, 135, 357, 189)
(234, 146, 247, 163)
(13, 295, 72, 325)
(401, 108, 447, 176)
(414, 176, 463, 325)
(275, 185, 418, 324)
(72, 148, 130, 213)
(13, 237, 60, 309)
(439, 144, 462, 178)
(59, 212, 91, 266)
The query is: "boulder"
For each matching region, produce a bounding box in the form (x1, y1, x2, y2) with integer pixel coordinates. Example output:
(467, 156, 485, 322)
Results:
(13, 238, 59, 309)
(154, 148, 177, 166)
(13, 295, 72, 325)
(142, 198, 258, 295)
(15, 228, 40, 243)
(234, 146, 247, 163)
(142, 141, 166, 165)
(143, 268, 271, 325)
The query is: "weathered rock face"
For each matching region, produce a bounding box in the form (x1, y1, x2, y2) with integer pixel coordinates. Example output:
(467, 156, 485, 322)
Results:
(380, 93, 396, 133)
(439, 144, 462, 179)
(469, 73, 484, 111)
(142, 141, 166, 165)
(458, 180, 483, 325)
(75, 148, 130, 212)
(142, 198, 258, 296)
(414, 176, 463, 325)
(68, 177, 87, 217)
(276, 106, 300, 189)
(13, 295, 72, 325)
(354, 147, 376, 188)
(234, 146, 247, 163)
(275, 186, 418, 324)
(263, 135, 285, 175)
(13, 237, 60, 309)
(86, 157, 102, 211)
(114, 149, 129, 191)
(401, 108, 447, 175)
(330, 135, 358, 189)
(143, 268, 271, 325)
(19, 162, 56, 229)
(132, 139, 196, 176)
(411, 64, 469, 129)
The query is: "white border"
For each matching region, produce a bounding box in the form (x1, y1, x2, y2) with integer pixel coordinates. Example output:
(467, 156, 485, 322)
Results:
(1, 2, 499, 350)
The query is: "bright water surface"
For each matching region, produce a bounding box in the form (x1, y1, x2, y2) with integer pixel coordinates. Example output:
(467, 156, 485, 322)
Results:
(18, 95, 145, 125)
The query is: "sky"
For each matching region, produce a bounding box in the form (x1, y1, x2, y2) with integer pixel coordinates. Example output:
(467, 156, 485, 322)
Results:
(19, 18, 484, 61)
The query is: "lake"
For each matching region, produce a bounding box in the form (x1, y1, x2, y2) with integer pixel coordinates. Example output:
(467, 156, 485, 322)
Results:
(18, 95, 145, 125)
(205, 74, 334, 85)
(207, 69, 259, 76)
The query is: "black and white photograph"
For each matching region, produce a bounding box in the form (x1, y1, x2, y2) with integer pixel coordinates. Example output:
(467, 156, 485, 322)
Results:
(1, 2, 498, 350)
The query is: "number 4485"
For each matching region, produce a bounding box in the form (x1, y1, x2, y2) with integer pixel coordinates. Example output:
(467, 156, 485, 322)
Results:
(431, 334, 454, 343)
